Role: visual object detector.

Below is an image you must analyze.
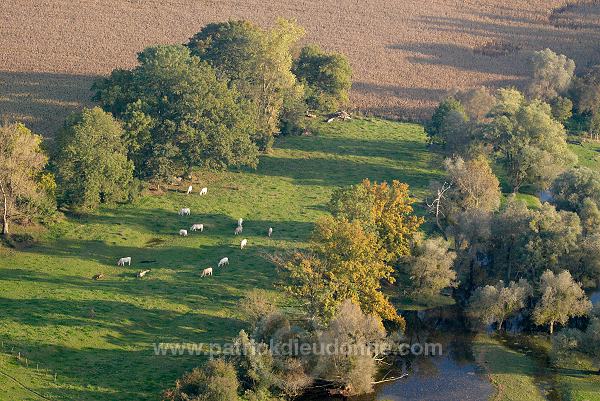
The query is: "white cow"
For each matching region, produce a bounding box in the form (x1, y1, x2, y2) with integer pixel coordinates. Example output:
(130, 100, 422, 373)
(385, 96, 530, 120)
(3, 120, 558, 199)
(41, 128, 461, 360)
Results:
(268, 227, 273, 237)
(201, 267, 213, 277)
(200, 187, 208, 196)
(117, 257, 131, 266)
(137, 269, 150, 278)
(218, 257, 229, 267)
(234, 226, 243, 235)
(240, 239, 248, 249)
(179, 208, 191, 216)
(238, 218, 243, 227)
(187, 185, 193, 195)
(190, 224, 204, 232)
(179, 229, 188, 237)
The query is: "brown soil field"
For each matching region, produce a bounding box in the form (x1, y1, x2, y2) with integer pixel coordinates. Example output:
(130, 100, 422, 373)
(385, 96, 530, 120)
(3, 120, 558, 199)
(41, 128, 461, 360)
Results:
(1, 0, 600, 136)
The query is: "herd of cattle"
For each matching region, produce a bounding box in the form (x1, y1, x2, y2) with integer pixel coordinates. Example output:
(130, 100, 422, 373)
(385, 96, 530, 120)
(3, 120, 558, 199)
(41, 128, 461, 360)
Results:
(104, 185, 274, 281)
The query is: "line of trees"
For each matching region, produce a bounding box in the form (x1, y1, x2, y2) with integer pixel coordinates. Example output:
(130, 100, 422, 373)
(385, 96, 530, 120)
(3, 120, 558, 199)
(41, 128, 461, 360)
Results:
(0, 19, 352, 234)
(424, 47, 600, 342)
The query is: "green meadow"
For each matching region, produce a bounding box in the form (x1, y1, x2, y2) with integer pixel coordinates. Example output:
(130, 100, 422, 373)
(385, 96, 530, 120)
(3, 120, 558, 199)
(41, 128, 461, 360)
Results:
(0, 118, 442, 400)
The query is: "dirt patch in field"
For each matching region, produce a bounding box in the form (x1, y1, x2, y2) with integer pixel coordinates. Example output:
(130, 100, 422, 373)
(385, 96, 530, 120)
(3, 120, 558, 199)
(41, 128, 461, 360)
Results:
(1, 0, 600, 135)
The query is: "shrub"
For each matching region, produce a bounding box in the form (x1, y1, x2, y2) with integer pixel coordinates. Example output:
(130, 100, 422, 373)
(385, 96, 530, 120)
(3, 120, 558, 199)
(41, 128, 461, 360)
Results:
(162, 359, 240, 401)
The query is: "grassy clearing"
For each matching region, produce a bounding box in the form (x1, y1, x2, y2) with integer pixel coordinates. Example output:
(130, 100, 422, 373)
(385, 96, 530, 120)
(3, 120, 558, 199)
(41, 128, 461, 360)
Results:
(473, 335, 546, 401)
(569, 140, 600, 170)
(0, 118, 442, 401)
(552, 349, 600, 401)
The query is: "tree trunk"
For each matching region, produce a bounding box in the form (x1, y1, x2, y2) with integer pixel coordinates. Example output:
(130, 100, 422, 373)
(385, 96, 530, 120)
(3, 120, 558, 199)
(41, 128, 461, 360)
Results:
(550, 321, 554, 334)
(0, 183, 8, 236)
(498, 320, 503, 331)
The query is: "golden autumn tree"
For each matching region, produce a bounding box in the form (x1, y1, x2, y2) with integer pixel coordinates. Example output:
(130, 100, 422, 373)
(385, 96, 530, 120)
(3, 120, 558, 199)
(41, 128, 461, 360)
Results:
(283, 179, 423, 328)
(282, 217, 404, 328)
(329, 179, 424, 262)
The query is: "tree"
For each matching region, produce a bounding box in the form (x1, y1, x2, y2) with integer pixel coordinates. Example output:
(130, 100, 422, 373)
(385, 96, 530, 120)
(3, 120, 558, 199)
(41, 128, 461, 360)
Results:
(533, 270, 592, 334)
(489, 87, 525, 117)
(443, 156, 501, 216)
(94, 45, 259, 182)
(525, 204, 581, 280)
(528, 49, 575, 100)
(486, 97, 576, 191)
(425, 97, 468, 146)
(282, 216, 403, 326)
(329, 179, 423, 263)
(313, 300, 388, 396)
(238, 289, 279, 330)
(162, 359, 240, 401)
(550, 96, 573, 123)
(580, 198, 600, 236)
(293, 45, 352, 112)
(455, 87, 497, 121)
(551, 167, 600, 212)
(407, 237, 458, 298)
(490, 198, 534, 281)
(0, 123, 48, 236)
(53, 108, 134, 212)
(571, 65, 600, 114)
(468, 279, 532, 331)
(188, 19, 305, 150)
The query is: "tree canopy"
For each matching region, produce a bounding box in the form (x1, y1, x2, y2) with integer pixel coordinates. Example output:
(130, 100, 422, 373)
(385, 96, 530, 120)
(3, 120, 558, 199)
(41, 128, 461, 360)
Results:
(188, 19, 305, 150)
(53, 107, 135, 212)
(533, 270, 591, 334)
(0, 123, 49, 235)
(93, 45, 259, 182)
(293, 44, 352, 112)
(486, 96, 575, 191)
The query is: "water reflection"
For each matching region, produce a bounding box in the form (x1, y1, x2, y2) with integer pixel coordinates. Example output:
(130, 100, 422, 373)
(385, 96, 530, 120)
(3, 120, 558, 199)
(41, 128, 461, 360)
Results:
(298, 305, 493, 401)
(374, 306, 493, 401)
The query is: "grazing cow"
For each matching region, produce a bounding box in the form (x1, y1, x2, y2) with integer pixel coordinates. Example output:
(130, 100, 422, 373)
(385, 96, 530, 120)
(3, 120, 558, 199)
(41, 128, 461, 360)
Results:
(179, 208, 191, 216)
(187, 185, 193, 195)
(92, 273, 105, 280)
(218, 257, 229, 267)
(241, 238, 248, 249)
(179, 229, 188, 237)
(238, 218, 243, 227)
(268, 227, 273, 237)
(190, 224, 204, 232)
(137, 269, 151, 278)
(200, 187, 208, 196)
(117, 257, 132, 266)
(201, 267, 213, 277)
(234, 226, 243, 235)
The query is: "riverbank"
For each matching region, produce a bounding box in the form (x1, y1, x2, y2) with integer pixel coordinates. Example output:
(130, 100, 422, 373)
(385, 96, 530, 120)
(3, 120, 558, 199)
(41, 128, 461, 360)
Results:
(474, 335, 545, 401)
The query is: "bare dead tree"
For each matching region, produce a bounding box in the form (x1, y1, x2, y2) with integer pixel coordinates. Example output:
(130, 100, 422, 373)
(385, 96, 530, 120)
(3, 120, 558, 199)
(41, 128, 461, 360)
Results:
(426, 181, 452, 235)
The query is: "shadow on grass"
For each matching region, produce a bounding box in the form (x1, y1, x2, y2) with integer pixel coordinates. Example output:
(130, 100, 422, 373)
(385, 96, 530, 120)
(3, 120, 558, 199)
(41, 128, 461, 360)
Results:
(258, 154, 441, 190)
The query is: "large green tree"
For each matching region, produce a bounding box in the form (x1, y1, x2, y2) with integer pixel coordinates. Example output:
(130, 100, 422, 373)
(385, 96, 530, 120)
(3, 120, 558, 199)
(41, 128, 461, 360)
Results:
(187, 19, 305, 150)
(551, 167, 600, 212)
(407, 237, 458, 298)
(53, 108, 134, 212)
(486, 95, 576, 191)
(468, 279, 532, 331)
(528, 49, 575, 100)
(293, 45, 352, 112)
(0, 123, 49, 236)
(533, 270, 591, 334)
(93, 45, 259, 182)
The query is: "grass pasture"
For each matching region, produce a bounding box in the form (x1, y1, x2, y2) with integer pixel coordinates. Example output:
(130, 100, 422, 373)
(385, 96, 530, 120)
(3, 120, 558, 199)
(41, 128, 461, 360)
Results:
(0, 118, 441, 400)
